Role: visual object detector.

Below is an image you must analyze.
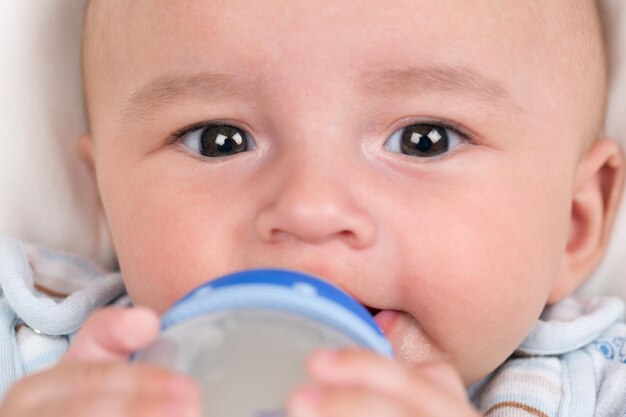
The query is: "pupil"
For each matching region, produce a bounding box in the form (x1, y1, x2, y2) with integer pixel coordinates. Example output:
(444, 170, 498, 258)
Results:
(416, 137, 432, 152)
(217, 139, 235, 154)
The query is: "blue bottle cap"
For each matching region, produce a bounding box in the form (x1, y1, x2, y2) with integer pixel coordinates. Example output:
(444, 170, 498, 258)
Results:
(162, 268, 393, 357)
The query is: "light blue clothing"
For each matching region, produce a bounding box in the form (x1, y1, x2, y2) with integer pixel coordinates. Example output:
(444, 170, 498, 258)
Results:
(468, 297, 626, 417)
(1, 237, 625, 417)
(0, 237, 127, 400)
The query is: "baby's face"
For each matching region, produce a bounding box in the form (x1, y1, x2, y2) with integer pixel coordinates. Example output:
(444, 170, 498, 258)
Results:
(83, 0, 605, 384)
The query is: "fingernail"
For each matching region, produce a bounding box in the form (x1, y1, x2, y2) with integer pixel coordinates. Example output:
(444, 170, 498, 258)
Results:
(312, 349, 338, 367)
(166, 396, 201, 417)
(289, 386, 321, 417)
(167, 377, 201, 417)
(168, 375, 200, 399)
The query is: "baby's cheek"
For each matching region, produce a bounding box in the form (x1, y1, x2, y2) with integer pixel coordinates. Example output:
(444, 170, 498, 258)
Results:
(395, 216, 557, 383)
(407, 295, 539, 384)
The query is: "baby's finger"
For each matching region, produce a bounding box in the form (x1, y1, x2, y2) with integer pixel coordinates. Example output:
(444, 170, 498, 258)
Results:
(412, 360, 467, 399)
(20, 388, 200, 417)
(287, 384, 408, 417)
(289, 382, 478, 417)
(306, 349, 474, 415)
(3, 362, 198, 411)
(64, 306, 160, 362)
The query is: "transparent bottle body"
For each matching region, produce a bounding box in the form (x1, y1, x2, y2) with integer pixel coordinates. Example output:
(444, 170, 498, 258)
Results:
(136, 308, 362, 417)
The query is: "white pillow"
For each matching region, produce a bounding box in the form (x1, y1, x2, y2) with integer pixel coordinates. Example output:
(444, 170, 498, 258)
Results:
(0, 1, 624, 293)
(580, 0, 626, 299)
(0, 0, 114, 268)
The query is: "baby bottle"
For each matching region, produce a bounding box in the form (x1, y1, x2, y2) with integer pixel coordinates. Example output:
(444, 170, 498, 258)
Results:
(134, 268, 393, 417)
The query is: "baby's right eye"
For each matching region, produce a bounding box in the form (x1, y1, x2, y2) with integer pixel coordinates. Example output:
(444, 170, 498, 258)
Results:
(175, 123, 256, 158)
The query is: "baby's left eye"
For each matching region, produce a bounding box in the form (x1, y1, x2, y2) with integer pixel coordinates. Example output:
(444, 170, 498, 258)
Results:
(174, 123, 256, 158)
(384, 123, 468, 159)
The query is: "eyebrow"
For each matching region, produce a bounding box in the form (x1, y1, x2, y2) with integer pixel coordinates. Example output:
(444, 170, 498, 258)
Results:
(123, 64, 520, 122)
(360, 65, 520, 111)
(123, 72, 258, 122)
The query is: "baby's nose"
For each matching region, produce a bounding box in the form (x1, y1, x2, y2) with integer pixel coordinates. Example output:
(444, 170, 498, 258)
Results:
(254, 160, 377, 249)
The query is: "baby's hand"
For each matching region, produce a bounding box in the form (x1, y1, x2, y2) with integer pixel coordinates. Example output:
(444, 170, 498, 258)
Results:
(0, 307, 201, 417)
(287, 349, 480, 417)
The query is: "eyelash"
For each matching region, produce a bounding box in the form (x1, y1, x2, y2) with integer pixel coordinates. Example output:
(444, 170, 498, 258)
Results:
(422, 120, 474, 142)
(168, 121, 233, 144)
(168, 119, 475, 158)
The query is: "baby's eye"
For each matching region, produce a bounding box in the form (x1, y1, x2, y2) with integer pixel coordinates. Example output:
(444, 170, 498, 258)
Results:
(175, 123, 256, 158)
(384, 123, 468, 159)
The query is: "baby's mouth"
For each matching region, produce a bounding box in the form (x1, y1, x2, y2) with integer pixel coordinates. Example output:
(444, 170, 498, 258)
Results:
(365, 307, 402, 336)
(366, 306, 382, 317)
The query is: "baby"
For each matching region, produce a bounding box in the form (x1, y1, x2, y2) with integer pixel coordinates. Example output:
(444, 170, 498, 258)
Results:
(1, 0, 625, 416)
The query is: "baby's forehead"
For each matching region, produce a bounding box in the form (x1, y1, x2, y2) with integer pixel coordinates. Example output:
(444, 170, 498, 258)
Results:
(83, 0, 606, 142)
(85, 1, 599, 46)
(85, 1, 601, 66)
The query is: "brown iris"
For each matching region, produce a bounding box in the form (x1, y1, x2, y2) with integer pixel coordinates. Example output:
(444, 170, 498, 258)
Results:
(400, 124, 449, 157)
(200, 125, 247, 157)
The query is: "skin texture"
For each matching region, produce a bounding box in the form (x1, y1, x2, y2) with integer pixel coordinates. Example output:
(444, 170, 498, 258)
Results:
(2, 1, 624, 416)
(81, 0, 622, 380)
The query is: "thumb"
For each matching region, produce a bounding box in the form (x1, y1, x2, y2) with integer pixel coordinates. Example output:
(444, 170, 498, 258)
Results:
(64, 306, 160, 362)
(413, 361, 468, 400)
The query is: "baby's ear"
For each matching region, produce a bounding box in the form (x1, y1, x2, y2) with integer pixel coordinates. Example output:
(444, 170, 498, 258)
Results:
(76, 133, 96, 176)
(549, 139, 625, 303)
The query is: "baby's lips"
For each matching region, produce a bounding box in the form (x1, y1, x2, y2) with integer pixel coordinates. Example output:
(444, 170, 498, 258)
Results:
(373, 309, 401, 336)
